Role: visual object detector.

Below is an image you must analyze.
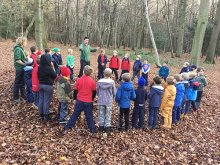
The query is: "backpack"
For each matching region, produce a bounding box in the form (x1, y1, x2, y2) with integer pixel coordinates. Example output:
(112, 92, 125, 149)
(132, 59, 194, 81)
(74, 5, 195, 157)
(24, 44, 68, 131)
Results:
(192, 81, 200, 90)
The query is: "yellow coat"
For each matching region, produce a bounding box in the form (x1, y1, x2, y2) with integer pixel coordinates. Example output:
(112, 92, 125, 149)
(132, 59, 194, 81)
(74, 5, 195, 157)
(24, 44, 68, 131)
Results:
(160, 84, 176, 111)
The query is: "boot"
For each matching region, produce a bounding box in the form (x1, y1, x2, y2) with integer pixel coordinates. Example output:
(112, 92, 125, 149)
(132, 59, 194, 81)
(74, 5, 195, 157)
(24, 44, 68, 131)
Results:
(44, 114, 52, 122)
(105, 127, 111, 134)
(98, 126, 104, 132)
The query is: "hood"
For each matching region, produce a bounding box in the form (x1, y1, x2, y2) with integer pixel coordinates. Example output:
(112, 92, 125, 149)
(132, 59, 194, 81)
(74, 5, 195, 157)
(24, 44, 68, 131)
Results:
(152, 85, 164, 95)
(14, 44, 22, 50)
(121, 82, 133, 91)
(166, 85, 176, 96)
(98, 79, 114, 89)
(175, 83, 185, 93)
(40, 54, 51, 66)
(58, 76, 68, 84)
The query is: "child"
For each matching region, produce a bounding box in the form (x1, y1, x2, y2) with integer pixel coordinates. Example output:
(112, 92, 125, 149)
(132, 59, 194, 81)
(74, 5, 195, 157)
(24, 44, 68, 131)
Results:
(180, 62, 190, 74)
(97, 49, 108, 80)
(24, 57, 34, 103)
(30, 46, 39, 67)
(193, 68, 207, 110)
(116, 73, 136, 131)
(172, 74, 185, 124)
(66, 49, 75, 81)
(57, 66, 73, 124)
(142, 60, 151, 86)
(148, 76, 164, 129)
(184, 72, 199, 115)
(160, 76, 176, 129)
(131, 55, 142, 81)
(64, 65, 97, 133)
(119, 53, 130, 81)
(180, 72, 189, 119)
(52, 48, 63, 75)
(189, 64, 197, 71)
(109, 50, 120, 81)
(158, 61, 170, 81)
(32, 56, 41, 108)
(132, 77, 147, 129)
(97, 68, 116, 133)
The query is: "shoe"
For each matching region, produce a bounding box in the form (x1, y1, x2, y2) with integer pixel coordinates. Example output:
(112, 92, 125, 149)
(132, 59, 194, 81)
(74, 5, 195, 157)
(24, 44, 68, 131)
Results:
(118, 128, 122, 132)
(59, 120, 68, 125)
(13, 99, 21, 104)
(105, 127, 111, 134)
(148, 126, 153, 130)
(44, 114, 52, 121)
(98, 126, 104, 132)
(180, 113, 184, 120)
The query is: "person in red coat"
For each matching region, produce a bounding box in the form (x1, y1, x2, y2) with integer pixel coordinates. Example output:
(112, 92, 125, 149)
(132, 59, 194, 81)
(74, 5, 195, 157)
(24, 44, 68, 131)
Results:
(119, 53, 130, 81)
(32, 56, 41, 108)
(109, 50, 120, 81)
(30, 46, 42, 67)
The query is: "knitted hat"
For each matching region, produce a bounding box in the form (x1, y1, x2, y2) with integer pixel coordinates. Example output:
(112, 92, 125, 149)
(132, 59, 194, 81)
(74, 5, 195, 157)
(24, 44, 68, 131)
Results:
(61, 66, 71, 77)
(84, 65, 93, 76)
(26, 57, 33, 65)
(138, 77, 146, 86)
(53, 48, 60, 53)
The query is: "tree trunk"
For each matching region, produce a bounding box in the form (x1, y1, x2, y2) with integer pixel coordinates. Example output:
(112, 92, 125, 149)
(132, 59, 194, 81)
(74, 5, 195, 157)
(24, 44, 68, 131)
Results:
(24, 16, 35, 37)
(144, 0, 161, 67)
(82, 0, 89, 37)
(191, 0, 210, 66)
(75, 0, 80, 46)
(205, 0, 220, 63)
(176, 0, 187, 57)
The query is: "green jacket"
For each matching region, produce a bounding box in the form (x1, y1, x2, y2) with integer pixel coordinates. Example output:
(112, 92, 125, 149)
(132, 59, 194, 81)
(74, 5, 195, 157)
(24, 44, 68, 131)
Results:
(79, 43, 97, 62)
(14, 44, 26, 70)
(66, 55, 74, 67)
(57, 76, 73, 102)
(194, 75, 207, 91)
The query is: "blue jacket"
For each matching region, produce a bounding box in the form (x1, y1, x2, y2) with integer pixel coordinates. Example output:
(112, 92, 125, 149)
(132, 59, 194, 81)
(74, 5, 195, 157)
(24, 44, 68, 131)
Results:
(180, 66, 189, 74)
(186, 88, 197, 101)
(148, 85, 164, 107)
(52, 53, 63, 70)
(158, 66, 169, 78)
(116, 82, 136, 108)
(133, 60, 142, 72)
(134, 86, 147, 106)
(174, 83, 185, 106)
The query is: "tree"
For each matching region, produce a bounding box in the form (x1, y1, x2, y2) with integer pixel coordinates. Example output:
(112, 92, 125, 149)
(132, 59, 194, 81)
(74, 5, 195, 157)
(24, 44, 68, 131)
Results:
(191, 0, 210, 66)
(176, 0, 187, 57)
(205, 0, 220, 63)
(144, 0, 161, 67)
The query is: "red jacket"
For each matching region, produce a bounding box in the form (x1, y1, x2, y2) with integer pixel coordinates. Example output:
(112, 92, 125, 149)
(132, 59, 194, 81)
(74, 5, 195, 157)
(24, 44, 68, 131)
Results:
(109, 56, 120, 69)
(31, 53, 38, 67)
(121, 58, 130, 71)
(32, 65, 39, 92)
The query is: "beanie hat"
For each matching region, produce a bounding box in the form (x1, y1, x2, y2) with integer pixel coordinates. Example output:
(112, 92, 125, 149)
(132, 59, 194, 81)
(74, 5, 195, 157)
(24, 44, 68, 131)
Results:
(53, 48, 60, 53)
(84, 65, 93, 76)
(26, 57, 33, 65)
(138, 77, 146, 86)
(61, 66, 71, 77)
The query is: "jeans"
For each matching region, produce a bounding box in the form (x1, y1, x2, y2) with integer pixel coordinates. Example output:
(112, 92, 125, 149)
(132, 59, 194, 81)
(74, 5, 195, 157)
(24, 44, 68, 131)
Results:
(33, 92, 39, 107)
(119, 70, 129, 81)
(195, 90, 203, 110)
(132, 104, 145, 128)
(78, 60, 90, 78)
(13, 69, 25, 100)
(98, 66, 106, 80)
(38, 84, 53, 115)
(111, 68, 118, 81)
(118, 107, 130, 130)
(148, 107, 159, 128)
(24, 71, 34, 103)
(142, 73, 149, 86)
(58, 102, 69, 121)
(184, 100, 196, 115)
(67, 66, 74, 80)
(98, 105, 112, 127)
(131, 71, 140, 82)
(64, 100, 96, 133)
(172, 106, 181, 124)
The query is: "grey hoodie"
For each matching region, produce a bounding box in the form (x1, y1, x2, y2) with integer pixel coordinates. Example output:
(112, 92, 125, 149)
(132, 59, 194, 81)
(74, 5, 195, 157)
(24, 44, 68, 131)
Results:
(97, 78, 116, 105)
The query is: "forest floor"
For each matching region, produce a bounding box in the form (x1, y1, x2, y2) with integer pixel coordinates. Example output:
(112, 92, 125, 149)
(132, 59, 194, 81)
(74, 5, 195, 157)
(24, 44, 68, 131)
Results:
(0, 40, 220, 164)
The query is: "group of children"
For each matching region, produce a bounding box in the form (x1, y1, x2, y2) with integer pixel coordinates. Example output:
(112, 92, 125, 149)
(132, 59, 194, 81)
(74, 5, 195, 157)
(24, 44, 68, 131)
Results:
(21, 46, 207, 134)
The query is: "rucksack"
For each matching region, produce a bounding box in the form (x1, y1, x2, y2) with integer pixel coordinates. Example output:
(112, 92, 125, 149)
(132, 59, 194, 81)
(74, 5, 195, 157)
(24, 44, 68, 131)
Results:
(192, 81, 200, 90)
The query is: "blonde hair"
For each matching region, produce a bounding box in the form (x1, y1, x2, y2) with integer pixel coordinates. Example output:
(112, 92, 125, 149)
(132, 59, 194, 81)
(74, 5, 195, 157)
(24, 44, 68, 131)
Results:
(101, 48, 105, 53)
(122, 73, 131, 82)
(166, 76, 175, 85)
(181, 72, 189, 80)
(113, 50, 118, 55)
(188, 71, 197, 79)
(183, 62, 189, 67)
(104, 68, 112, 78)
(84, 65, 93, 76)
(68, 49, 73, 54)
(174, 74, 182, 82)
(16, 37, 27, 47)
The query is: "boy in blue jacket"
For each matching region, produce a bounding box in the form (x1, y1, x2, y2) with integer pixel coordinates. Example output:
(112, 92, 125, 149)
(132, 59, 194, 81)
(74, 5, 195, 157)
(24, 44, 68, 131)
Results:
(172, 74, 185, 124)
(148, 76, 164, 129)
(132, 77, 148, 129)
(158, 61, 169, 81)
(131, 55, 142, 82)
(116, 73, 136, 131)
(52, 48, 63, 75)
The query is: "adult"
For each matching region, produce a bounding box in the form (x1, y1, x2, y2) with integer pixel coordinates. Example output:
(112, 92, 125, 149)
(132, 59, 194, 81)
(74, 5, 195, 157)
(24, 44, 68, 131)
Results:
(13, 37, 28, 102)
(78, 37, 99, 78)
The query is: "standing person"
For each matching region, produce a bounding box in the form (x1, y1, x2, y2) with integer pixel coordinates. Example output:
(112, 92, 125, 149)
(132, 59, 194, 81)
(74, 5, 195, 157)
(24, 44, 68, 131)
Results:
(30, 46, 39, 67)
(180, 62, 190, 74)
(64, 66, 97, 133)
(119, 53, 130, 82)
(116, 73, 136, 131)
(131, 55, 142, 82)
(52, 48, 63, 75)
(160, 76, 176, 129)
(97, 68, 116, 133)
(13, 37, 28, 103)
(109, 50, 120, 81)
(158, 61, 170, 81)
(38, 49, 57, 121)
(78, 37, 99, 78)
(66, 49, 75, 81)
(141, 60, 151, 86)
(148, 76, 164, 129)
(132, 77, 148, 129)
(97, 49, 108, 80)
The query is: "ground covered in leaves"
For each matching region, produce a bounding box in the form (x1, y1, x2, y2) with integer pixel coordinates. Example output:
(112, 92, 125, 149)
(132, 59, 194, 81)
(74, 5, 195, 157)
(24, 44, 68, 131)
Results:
(0, 40, 220, 164)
